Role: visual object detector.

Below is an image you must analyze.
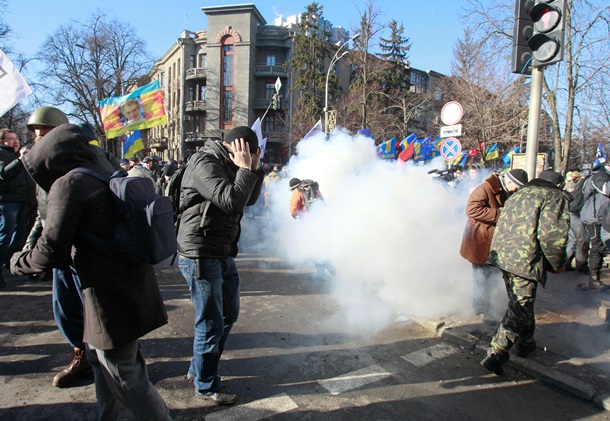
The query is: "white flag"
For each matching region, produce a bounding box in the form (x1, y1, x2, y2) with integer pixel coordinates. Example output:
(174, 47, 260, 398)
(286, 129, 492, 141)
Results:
(260, 138, 267, 160)
(303, 118, 323, 140)
(251, 117, 266, 156)
(0, 49, 32, 117)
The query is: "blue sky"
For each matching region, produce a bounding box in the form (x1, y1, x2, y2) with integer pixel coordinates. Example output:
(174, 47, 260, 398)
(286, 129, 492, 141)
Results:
(6, 0, 463, 79)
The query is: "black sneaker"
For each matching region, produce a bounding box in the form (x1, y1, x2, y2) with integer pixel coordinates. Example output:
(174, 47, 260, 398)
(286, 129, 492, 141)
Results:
(514, 340, 536, 358)
(196, 386, 236, 405)
(481, 352, 507, 375)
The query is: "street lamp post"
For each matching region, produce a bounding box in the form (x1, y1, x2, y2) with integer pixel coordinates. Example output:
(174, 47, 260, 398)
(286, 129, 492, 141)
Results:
(324, 33, 359, 134)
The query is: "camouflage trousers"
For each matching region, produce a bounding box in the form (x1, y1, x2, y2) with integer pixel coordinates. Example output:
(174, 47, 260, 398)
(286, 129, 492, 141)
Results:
(488, 271, 538, 358)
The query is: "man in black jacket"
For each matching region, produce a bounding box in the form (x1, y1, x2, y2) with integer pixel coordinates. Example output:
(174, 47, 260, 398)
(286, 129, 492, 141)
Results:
(177, 126, 263, 405)
(0, 128, 31, 288)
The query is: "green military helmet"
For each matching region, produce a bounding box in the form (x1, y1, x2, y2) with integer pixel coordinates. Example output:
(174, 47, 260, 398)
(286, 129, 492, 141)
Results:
(27, 106, 69, 131)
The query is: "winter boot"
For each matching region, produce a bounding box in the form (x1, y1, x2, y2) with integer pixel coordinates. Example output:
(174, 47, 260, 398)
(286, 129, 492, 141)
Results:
(481, 351, 508, 376)
(514, 339, 537, 358)
(52, 348, 93, 387)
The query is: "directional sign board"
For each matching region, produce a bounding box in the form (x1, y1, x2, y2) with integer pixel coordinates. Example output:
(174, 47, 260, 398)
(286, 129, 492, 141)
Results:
(440, 137, 462, 161)
(275, 77, 282, 93)
(440, 124, 462, 138)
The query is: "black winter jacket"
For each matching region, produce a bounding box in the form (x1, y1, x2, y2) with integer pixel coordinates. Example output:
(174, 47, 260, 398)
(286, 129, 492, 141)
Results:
(0, 144, 30, 203)
(177, 140, 264, 258)
(10, 124, 167, 350)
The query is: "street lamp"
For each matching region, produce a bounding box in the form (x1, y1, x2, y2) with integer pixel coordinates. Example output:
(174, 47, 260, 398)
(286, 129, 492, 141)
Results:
(324, 33, 359, 134)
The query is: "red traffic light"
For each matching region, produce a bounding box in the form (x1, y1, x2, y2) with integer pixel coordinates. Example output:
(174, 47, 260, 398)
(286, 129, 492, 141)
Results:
(529, 3, 562, 33)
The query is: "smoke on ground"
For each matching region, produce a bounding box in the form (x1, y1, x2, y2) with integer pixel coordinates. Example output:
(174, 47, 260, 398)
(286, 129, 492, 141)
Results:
(241, 128, 503, 335)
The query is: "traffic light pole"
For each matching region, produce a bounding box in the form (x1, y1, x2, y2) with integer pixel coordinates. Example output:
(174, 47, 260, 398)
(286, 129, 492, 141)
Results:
(524, 66, 544, 180)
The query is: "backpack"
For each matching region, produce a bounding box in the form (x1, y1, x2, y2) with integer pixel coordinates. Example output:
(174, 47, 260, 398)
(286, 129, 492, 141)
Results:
(569, 177, 589, 213)
(299, 180, 321, 212)
(71, 168, 177, 264)
(166, 165, 187, 223)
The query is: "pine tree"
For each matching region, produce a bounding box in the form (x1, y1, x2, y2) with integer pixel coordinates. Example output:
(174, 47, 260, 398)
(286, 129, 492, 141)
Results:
(378, 19, 411, 92)
(284, 3, 333, 139)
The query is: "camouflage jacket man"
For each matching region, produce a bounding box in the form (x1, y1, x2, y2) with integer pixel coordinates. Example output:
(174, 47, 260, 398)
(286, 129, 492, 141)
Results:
(487, 178, 570, 287)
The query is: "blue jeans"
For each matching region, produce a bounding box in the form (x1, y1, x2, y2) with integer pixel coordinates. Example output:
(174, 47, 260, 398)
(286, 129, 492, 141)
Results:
(178, 256, 240, 393)
(0, 202, 28, 266)
(53, 262, 85, 349)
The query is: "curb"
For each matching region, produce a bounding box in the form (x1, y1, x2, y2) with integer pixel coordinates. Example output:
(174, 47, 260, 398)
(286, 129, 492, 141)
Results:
(410, 316, 610, 410)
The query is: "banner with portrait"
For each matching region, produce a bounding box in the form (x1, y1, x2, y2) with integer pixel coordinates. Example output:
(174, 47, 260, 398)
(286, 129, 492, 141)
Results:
(99, 80, 167, 138)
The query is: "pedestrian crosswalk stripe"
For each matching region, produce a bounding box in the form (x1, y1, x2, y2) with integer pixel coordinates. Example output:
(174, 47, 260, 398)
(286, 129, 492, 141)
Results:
(401, 343, 459, 366)
(204, 393, 298, 421)
(318, 364, 392, 395)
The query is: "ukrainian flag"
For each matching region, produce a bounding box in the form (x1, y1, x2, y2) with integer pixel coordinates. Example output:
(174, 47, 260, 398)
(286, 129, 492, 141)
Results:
(123, 130, 144, 158)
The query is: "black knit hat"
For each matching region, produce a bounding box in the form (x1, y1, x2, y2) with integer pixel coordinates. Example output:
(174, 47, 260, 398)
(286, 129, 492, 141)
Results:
(225, 126, 259, 154)
(538, 169, 564, 186)
(506, 169, 529, 187)
(289, 177, 302, 190)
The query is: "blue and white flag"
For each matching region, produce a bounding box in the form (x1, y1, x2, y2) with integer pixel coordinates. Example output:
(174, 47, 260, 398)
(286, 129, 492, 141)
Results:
(594, 142, 607, 167)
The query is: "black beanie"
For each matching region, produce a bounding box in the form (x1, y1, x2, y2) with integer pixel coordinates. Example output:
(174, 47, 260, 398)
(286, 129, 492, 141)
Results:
(225, 126, 259, 154)
(506, 169, 529, 186)
(538, 170, 564, 186)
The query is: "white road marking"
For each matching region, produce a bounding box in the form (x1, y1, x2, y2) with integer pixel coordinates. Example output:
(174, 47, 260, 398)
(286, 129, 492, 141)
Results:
(318, 364, 392, 395)
(401, 343, 459, 367)
(205, 393, 298, 421)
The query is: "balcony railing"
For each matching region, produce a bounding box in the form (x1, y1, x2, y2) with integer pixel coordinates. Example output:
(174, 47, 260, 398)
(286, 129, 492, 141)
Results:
(253, 98, 285, 110)
(257, 26, 290, 40)
(185, 100, 206, 112)
(185, 68, 207, 80)
(254, 64, 287, 77)
(184, 132, 207, 142)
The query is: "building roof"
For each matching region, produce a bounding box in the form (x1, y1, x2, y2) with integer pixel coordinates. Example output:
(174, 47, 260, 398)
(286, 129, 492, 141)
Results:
(201, 3, 266, 25)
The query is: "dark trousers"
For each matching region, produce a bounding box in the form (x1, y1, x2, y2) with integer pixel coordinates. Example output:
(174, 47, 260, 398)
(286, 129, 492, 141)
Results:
(584, 223, 606, 280)
(489, 271, 537, 357)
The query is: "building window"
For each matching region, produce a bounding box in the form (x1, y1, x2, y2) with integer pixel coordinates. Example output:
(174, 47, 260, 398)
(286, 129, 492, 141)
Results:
(266, 52, 276, 66)
(221, 37, 235, 128)
(188, 85, 195, 101)
(265, 80, 275, 99)
(200, 85, 206, 101)
(159, 72, 165, 87)
(191, 54, 196, 68)
(263, 114, 275, 133)
(410, 72, 428, 94)
(223, 91, 233, 123)
(199, 54, 207, 68)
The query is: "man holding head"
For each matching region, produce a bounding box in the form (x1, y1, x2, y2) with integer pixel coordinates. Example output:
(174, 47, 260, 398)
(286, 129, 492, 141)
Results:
(177, 126, 264, 405)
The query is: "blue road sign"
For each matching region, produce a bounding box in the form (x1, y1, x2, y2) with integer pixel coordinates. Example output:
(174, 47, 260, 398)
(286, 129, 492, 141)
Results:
(440, 137, 462, 160)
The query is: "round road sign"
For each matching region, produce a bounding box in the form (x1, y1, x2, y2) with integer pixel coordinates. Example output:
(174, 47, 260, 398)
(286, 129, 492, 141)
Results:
(440, 137, 462, 161)
(441, 101, 464, 126)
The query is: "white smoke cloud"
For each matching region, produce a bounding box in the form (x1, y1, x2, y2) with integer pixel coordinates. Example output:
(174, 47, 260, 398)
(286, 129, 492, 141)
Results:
(248, 128, 483, 334)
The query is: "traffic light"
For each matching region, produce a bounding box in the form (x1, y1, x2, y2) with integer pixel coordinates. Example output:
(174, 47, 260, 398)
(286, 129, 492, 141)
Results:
(271, 94, 277, 110)
(511, 0, 535, 75)
(527, 0, 566, 67)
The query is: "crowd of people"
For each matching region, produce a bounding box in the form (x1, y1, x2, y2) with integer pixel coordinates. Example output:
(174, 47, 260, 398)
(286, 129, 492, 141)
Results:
(2, 106, 610, 418)
(458, 160, 610, 376)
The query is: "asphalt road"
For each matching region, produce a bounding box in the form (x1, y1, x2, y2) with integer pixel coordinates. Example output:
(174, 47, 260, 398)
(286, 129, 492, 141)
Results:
(0, 249, 607, 420)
